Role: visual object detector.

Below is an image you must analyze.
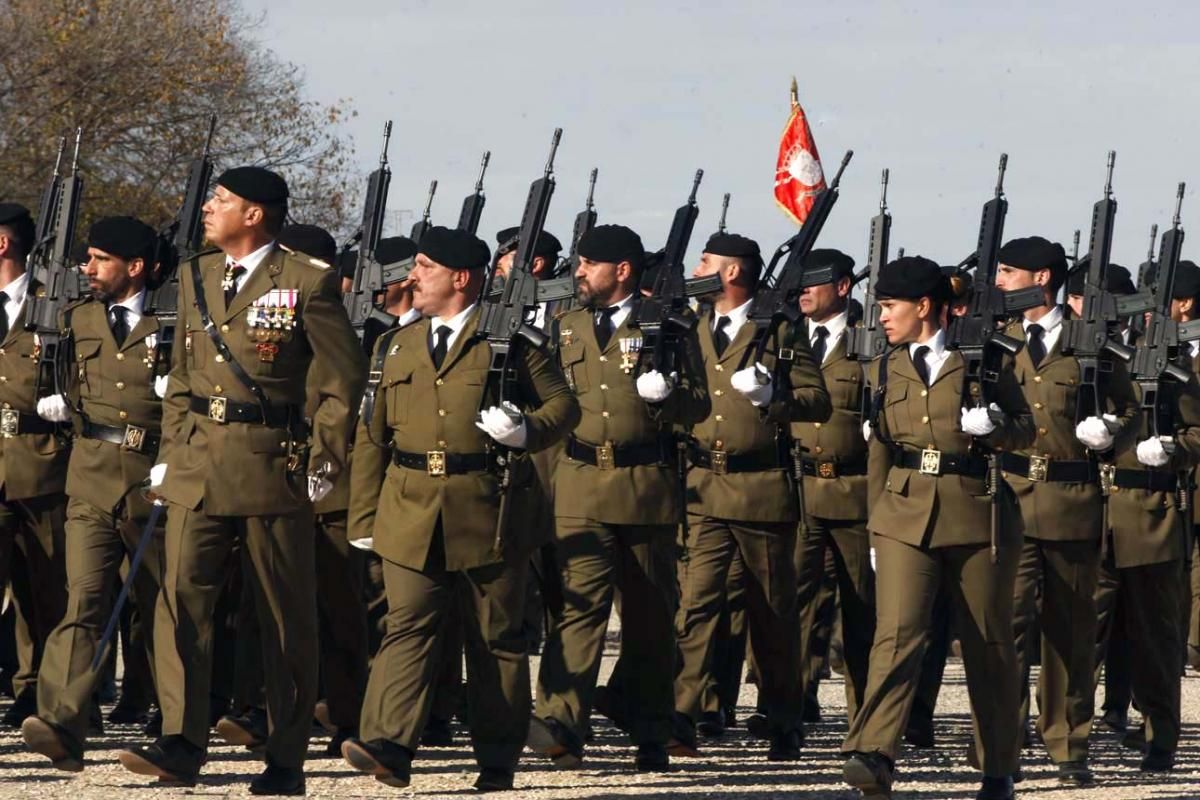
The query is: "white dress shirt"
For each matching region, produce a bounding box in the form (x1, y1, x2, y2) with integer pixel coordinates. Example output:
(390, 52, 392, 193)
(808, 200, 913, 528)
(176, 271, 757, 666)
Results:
(809, 310, 849, 364)
(396, 307, 421, 328)
(225, 240, 276, 292)
(711, 298, 753, 343)
(0, 271, 30, 326)
(429, 303, 477, 353)
(909, 328, 951, 384)
(595, 292, 636, 339)
(108, 289, 146, 332)
(1023, 306, 1063, 356)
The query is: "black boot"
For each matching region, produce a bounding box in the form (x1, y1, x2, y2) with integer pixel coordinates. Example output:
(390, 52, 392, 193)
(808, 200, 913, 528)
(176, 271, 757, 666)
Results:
(341, 737, 412, 788)
(249, 759, 305, 796)
(117, 735, 203, 786)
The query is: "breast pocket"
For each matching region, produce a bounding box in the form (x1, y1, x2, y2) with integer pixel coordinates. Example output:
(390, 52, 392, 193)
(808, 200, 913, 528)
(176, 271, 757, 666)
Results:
(882, 383, 910, 435)
(1052, 378, 1079, 416)
(384, 367, 413, 426)
(832, 372, 862, 413)
(74, 338, 103, 396)
(559, 342, 589, 393)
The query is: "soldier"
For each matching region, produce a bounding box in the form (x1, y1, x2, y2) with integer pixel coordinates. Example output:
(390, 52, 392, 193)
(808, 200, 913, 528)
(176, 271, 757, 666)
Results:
(116, 167, 366, 795)
(993, 239, 1138, 785)
(841, 256, 1033, 800)
(340, 225, 578, 792)
(528, 224, 709, 771)
(20, 216, 166, 771)
(792, 248, 876, 727)
(1093, 259, 1200, 772)
(0, 202, 70, 729)
(670, 232, 830, 760)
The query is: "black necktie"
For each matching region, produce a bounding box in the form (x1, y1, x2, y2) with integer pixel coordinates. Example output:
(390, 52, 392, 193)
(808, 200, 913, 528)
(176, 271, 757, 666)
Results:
(1026, 323, 1046, 368)
(713, 315, 731, 357)
(811, 325, 829, 364)
(223, 264, 246, 307)
(430, 325, 451, 369)
(0, 291, 9, 342)
(594, 306, 619, 351)
(912, 345, 931, 386)
(110, 306, 130, 347)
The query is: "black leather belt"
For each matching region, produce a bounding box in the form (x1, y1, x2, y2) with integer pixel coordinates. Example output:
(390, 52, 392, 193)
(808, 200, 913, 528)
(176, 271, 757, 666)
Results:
(565, 436, 669, 469)
(689, 444, 784, 474)
(391, 448, 489, 476)
(801, 456, 868, 479)
(1111, 468, 1177, 493)
(188, 394, 295, 428)
(0, 408, 56, 438)
(892, 447, 988, 478)
(81, 420, 161, 454)
(1000, 453, 1098, 483)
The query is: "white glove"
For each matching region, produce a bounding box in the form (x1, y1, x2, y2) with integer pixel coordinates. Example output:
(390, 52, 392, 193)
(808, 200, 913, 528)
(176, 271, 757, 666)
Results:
(476, 401, 528, 448)
(862, 421, 873, 442)
(149, 463, 167, 488)
(307, 474, 333, 503)
(1136, 436, 1171, 467)
(636, 370, 677, 403)
(961, 403, 1001, 437)
(154, 375, 169, 399)
(349, 536, 375, 552)
(36, 394, 71, 422)
(730, 363, 774, 407)
(1076, 415, 1116, 451)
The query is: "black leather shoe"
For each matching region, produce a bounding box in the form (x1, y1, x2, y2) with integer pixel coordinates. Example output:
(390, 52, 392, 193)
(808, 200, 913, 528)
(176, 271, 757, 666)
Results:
(421, 714, 454, 746)
(667, 712, 699, 757)
(1, 689, 36, 729)
(767, 729, 803, 761)
(526, 716, 583, 768)
(635, 742, 669, 772)
(118, 735, 203, 786)
(1056, 760, 1094, 786)
(341, 737, 412, 788)
(696, 710, 726, 738)
(249, 762, 305, 796)
(22, 716, 84, 772)
(1101, 706, 1128, 732)
(904, 718, 935, 749)
(313, 699, 335, 735)
(975, 775, 1014, 800)
(744, 711, 770, 741)
(108, 701, 148, 725)
(141, 707, 163, 737)
(1122, 724, 1147, 751)
(216, 707, 269, 750)
(473, 767, 514, 792)
(1140, 745, 1175, 772)
(592, 684, 630, 733)
(843, 751, 894, 798)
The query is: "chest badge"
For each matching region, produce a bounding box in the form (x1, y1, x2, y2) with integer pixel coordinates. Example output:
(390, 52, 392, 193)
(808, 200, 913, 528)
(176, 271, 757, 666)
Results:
(619, 336, 642, 374)
(247, 289, 299, 344)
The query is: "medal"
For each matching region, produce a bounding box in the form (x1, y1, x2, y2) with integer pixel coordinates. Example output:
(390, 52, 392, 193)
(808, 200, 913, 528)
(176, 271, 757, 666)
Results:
(619, 336, 641, 374)
(560, 328, 574, 347)
(256, 342, 279, 363)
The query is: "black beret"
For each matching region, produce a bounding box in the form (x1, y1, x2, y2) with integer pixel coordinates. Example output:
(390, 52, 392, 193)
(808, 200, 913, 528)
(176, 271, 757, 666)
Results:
(0, 203, 32, 226)
(496, 226, 562, 259)
(1067, 260, 1135, 296)
(577, 224, 644, 266)
(216, 166, 289, 204)
(800, 248, 855, 284)
(704, 232, 761, 260)
(1172, 260, 1200, 300)
(875, 256, 949, 301)
(86, 216, 157, 262)
(998, 236, 1067, 273)
(417, 225, 489, 270)
(278, 223, 336, 264)
(375, 235, 418, 265)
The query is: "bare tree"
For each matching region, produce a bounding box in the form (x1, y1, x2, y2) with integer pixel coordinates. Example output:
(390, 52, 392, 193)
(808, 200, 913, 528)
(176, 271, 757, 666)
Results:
(0, 0, 356, 233)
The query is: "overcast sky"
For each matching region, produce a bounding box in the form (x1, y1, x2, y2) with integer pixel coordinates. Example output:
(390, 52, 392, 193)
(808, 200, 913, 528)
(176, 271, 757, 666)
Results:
(243, 0, 1200, 271)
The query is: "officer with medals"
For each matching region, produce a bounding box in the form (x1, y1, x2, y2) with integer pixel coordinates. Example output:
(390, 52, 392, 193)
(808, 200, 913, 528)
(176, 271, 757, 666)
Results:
(528, 224, 710, 771)
(117, 167, 366, 795)
(20, 217, 166, 770)
(841, 256, 1033, 800)
(670, 232, 830, 760)
(341, 226, 579, 792)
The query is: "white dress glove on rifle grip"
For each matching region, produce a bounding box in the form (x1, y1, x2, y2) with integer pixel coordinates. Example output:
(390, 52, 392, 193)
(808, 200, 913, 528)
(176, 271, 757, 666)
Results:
(154, 375, 169, 399)
(1075, 415, 1115, 451)
(960, 403, 1001, 436)
(36, 394, 71, 422)
(1135, 436, 1171, 467)
(475, 401, 528, 448)
(636, 370, 677, 403)
(149, 463, 167, 488)
(730, 363, 773, 407)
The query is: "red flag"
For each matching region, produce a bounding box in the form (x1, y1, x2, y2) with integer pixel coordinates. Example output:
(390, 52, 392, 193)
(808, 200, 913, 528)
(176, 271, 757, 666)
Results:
(774, 79, 826, 226)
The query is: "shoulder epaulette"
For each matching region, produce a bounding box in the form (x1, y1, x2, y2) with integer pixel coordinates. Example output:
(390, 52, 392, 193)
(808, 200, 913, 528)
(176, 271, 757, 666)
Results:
(278, 243, 331, 270)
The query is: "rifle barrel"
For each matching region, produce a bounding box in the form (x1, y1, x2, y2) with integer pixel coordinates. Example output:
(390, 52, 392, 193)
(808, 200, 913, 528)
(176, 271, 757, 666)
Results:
(379, 121, 393, 166)
(475, 151, 491, 190)
(1104, 150, 1116, 196)
(202, 113, 217, 155)
(688, 169, 703, 203)
(880, 168, 889, 211)
(545, 128, 563, 175)
(585, 168, 598, 208)
(829, 150, 853, 188)
(69, 128, 82, 171)
(1173, 182, 1186, 226)
(995, 153, 1008, 196)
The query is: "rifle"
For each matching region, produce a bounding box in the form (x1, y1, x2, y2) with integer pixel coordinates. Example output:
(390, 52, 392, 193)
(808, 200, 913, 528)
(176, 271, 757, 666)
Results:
(846, 167, 891, 417)
(1060, 151, 1131, 421)
(33, 138, 66, 256)
(475, 128, 561, 552)
(343, 121, 397, 339)
(26, 128, 84, 398)
(634, 169, 705, 376)
(736, 151, 853, 371)
(1072, 229, 1081, 264)
(457, 151, 490, 235)
(410, 180, 437, 245)
(717, 193, 730, 234)
(1138, 224, 1159, 290)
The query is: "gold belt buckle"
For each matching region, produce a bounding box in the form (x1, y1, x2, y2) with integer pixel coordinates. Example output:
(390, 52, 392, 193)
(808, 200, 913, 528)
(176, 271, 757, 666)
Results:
(0, 408, 18, 438)
(208, 396, 227, 423)
(818, 461, 837, 479)
(122, 425, 147, 452)
(919, 448, 942, 476)
(426, 450, 447, 477)
(596, 441, 615, 470)
(710, 449, 728, 475)
(1099, 463, 1116, 495)
(1027, 455, 1049, 482)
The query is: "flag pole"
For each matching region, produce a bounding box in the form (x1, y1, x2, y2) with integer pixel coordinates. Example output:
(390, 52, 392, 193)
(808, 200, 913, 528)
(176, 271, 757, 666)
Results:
(789, 76, 798, 110)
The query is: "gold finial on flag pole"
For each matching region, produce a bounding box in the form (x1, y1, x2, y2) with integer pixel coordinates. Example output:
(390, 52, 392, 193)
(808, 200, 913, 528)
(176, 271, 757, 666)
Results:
(789, 76, 798, 109)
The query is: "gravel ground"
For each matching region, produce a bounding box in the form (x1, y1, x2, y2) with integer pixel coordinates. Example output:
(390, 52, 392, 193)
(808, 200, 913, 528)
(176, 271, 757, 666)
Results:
(2, 647, 1199, 799)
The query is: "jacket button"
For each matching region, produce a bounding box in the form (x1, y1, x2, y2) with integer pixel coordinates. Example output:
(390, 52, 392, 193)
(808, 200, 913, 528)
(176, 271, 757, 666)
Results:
(438, 440, 447, 448)
(814, 422, 822, 429)
(115, 381, 125, 390)
(1033, 376, 1043, 383)
(714, 439, 724, 448)
(1038, 427, 1047, 435)
(119, 411, 128, 420)
(921, 415, 929, 424)
(116, 353, 125, 361)
(600, 383, 608, 390)
(1034, 402, 1043, 409)
(436, 378, 444, 386)
(715, 364, 724, 371)
(221, 324, 230, 333)
(215, 355, 225, 363)
(438, 409, 447, 417)
(920, 389, 928, 397)
(214, 385, 223, 393)
(714, 389, 724, 397)
(814, 446, 823, 454)
(599, 355, 608, 362)
(715, 414, 724, 421)
(602, 411, 610, 418)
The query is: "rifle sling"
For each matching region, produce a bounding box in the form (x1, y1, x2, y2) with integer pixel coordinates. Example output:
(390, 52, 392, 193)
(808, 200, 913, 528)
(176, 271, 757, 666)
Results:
(362, 325, 405, 447)
(189, 259, 271, 419)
